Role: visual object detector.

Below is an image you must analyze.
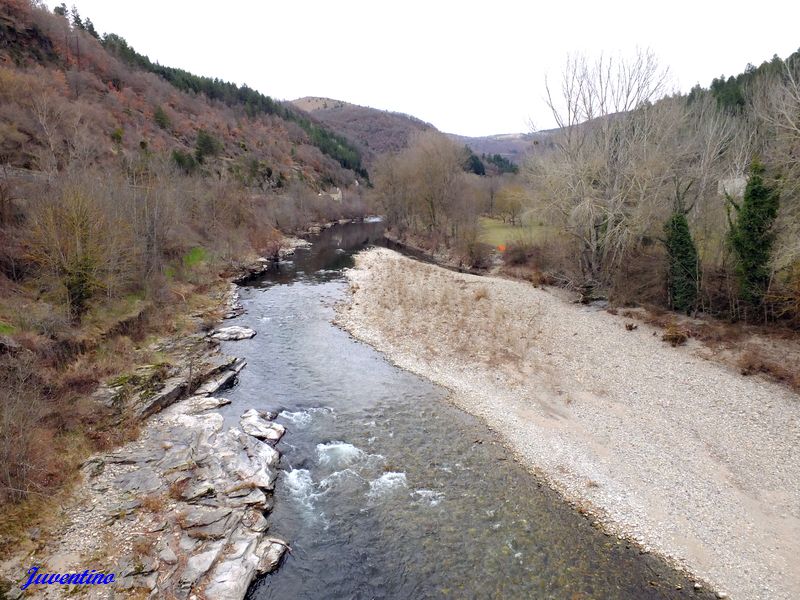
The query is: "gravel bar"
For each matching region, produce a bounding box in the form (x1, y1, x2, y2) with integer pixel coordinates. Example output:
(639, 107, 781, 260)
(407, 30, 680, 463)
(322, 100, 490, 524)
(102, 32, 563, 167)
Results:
(336, 247, 800, 600)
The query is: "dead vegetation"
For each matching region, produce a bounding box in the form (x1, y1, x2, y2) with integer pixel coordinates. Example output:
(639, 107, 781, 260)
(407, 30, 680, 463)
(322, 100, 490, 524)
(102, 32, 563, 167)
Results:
(140, 494, 167, 513)
(618, 306, 800, 393)
(0, 1, 371, 540)
(737, 348, 800, 392)
(346, 250, 539, 371)
(662, 322, 690, 347)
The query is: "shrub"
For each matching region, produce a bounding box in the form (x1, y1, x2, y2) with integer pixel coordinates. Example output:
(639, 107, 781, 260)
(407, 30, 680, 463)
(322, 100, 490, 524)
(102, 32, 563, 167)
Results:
(0, 353, 50, 504)
(662, 322, 689, 346)
(737, 347, 800, 391)
(171, 149, 197, 174)
(473, 286, 489, 301)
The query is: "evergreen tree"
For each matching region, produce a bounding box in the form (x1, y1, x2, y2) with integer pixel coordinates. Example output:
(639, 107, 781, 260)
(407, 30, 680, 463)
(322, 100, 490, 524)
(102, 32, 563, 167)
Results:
(84, 18, 100, 39)
(171, 149, 197, 174)
(195, 130, 221, 163)
(153, 106, 170, 130)
(53, 3, 68, 17)
(70, 5, 84, 30)
(465, 151, 485, 176)
(727, 161, 781, 308)
(664, 211, 700, 314)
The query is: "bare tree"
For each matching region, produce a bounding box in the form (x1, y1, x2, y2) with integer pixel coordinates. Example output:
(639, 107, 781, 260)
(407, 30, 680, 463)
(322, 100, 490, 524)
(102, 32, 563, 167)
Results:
(532, 50, 746, 286)
(750, 59, 800, 278)
(533, 50, 672, 282)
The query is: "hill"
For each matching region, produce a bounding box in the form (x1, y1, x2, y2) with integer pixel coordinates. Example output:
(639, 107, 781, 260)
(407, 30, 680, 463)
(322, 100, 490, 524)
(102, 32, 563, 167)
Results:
(0, 0, 375, 528)
(0, 2, 366, 185)
(291, 96, 551, 167)
(291, 96, 436, 164)
(446, 131, 548, 165)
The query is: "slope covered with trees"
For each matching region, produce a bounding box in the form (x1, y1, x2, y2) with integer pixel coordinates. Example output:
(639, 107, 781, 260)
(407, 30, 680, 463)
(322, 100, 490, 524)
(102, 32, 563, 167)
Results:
(514, 49, 799, 328)
(0, 1, 365, 183)
(0, 0, 370, 527)
(291, 96, 436, 166)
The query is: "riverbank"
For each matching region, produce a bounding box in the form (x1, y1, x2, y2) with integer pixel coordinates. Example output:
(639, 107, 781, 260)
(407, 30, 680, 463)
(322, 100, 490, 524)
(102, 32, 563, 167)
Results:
(336, 247, 800, 600)
(0, 236, 312, 598)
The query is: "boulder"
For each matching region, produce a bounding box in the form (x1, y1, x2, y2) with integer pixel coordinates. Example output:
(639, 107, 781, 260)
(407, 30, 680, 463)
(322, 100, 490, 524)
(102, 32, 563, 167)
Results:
(134, 376, 188, 419)
(256, 539, 287, 574)
(211, 326, 256, 341)
(240, 409, 285, 443)
(180, 543, 224, 587)
(159, 545, 178, 565)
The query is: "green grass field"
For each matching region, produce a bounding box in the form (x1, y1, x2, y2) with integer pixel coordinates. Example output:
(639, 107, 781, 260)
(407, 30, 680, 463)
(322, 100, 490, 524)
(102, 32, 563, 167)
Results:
(479, 217, 553, 248)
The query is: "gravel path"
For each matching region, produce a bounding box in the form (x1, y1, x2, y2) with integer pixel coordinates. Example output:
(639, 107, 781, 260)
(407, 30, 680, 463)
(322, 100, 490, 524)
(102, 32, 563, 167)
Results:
(336, 248, 800, 600)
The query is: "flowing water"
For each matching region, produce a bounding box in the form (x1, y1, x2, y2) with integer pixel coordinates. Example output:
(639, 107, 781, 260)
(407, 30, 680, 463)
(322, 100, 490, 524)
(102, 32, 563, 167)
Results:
(215, 221, 712, 599)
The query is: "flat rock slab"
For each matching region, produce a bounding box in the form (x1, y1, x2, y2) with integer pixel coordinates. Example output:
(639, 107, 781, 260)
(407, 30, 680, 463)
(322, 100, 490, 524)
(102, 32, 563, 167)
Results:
(183, 395, 232, 414)
(212, 326, 256, 341)
(195, 369, 238, 396)
(0, 335, 289, 600)
(114, 467, 162, 495)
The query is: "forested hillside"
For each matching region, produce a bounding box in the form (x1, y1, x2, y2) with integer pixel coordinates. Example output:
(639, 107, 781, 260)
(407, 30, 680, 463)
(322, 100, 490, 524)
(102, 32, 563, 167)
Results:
(291, 96, 435, 165)
(0, 1, 366, 182)
(0, 0, 371, 529)
(446, 132, 543, 165)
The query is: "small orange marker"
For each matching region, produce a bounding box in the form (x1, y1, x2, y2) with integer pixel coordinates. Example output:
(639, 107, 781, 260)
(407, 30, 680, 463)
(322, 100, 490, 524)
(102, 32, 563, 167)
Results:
(497, 244, 506, 252)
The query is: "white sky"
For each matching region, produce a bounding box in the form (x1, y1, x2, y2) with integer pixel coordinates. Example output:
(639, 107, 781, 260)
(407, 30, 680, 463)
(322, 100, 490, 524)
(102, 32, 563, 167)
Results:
(51, 0, 800, 137)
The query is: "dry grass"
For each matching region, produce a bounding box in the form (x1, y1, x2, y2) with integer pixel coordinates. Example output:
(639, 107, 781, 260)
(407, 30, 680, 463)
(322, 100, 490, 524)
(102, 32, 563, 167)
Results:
(140, 494, 167, 513)
(349, 251, 539, 371)
(131, 535, 155, 558)
(168, 479, 190, 501)
(662, 322, 690, 347)
(0, 278, 227, 556)
(498, 264, 554, 286)
(738, 348, 800, 393)
(619, 306, 800, 395)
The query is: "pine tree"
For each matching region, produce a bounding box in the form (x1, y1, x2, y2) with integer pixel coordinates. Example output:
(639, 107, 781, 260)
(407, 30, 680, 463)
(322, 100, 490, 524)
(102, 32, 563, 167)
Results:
(727, 161, 780, 309)
(153, 106, 170, 130)
(84, 18, 100, 39)
(70, 5, 84, 30)
(664, 181, 700, 314)
(664, 212, 699, 313)
(195, 130, 221, 163)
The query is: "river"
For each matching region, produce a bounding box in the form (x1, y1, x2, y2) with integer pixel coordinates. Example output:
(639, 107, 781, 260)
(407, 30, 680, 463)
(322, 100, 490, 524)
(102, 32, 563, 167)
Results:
(214, 221, 712, 599)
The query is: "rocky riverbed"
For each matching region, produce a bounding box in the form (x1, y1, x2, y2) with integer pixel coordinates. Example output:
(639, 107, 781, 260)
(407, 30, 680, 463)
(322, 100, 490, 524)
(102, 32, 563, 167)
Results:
(1, 273, 288, 600)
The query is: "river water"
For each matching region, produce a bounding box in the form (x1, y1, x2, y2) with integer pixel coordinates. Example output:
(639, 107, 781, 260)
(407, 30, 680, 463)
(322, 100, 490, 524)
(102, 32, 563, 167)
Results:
(215, 221, 711, 599)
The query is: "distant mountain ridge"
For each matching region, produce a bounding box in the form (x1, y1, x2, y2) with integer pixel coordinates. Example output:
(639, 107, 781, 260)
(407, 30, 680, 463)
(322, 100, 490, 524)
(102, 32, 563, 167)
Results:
(290, 96, 436, 165)
(445, 131, 548, 165)
(291, 96, 545, 166)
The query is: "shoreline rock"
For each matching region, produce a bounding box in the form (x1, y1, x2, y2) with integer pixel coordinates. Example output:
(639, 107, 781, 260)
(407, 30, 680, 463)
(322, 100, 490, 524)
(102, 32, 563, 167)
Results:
(13, 345, 288, 600)
(0, 238, 307, 599)
(211, 326, 256, 341)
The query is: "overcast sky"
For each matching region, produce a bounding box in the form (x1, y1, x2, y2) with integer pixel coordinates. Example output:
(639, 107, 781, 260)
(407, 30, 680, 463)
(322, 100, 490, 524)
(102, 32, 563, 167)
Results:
(50, 0, 800, 137)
